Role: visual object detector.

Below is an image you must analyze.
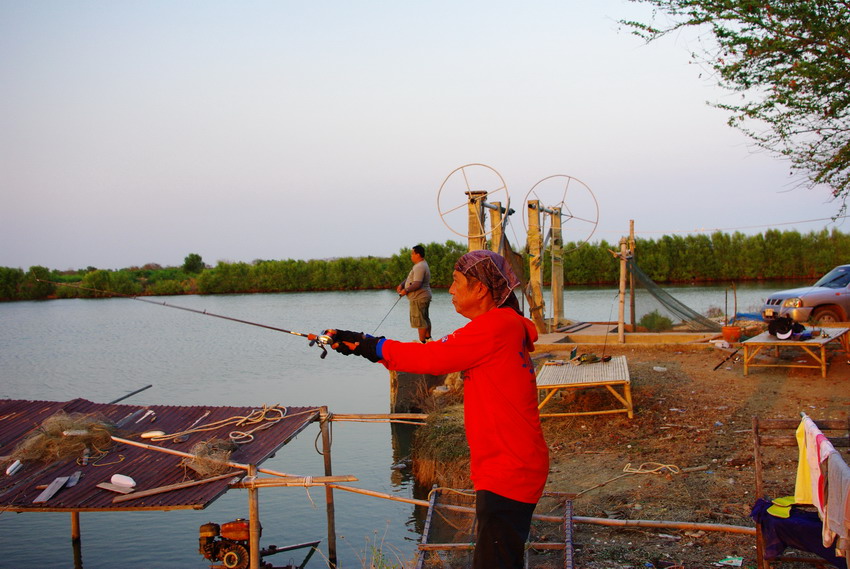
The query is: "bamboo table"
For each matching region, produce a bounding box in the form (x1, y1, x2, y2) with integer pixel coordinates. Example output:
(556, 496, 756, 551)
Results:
(742, 327, 850, 377)
(536, 355, 633, 418)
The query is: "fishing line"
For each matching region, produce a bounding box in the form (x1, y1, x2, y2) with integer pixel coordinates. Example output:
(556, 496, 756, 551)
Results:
(372, 294, 403, 335)
(36, 279, 332, 358)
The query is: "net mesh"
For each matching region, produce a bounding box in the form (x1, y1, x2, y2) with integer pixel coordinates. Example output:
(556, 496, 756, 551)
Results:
(10, 412, 115, 464)
(627, 258, 722, 333)
(181, 439, 238, 477)
(415, 489, 573, 569)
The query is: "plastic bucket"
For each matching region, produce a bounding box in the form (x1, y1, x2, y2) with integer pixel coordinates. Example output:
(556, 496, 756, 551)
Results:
(721, 325, 742, 343)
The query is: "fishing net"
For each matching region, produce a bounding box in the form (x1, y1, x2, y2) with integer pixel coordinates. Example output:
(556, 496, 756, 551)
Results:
(627, 258, 723, 333)
(416, 488, 573, 568)
(10, 411, 115, 464)
(181, 439, 239, 477)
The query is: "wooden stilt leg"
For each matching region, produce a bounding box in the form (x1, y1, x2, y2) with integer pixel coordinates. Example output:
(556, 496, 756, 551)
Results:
(321, 407, 338, 568)
(71, 511, 83, 569)
(248, 464, 260, 569)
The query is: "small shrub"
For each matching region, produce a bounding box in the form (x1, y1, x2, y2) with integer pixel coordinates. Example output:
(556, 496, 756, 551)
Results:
(705, 305, 724, 319)
(638, 310, 673, 332)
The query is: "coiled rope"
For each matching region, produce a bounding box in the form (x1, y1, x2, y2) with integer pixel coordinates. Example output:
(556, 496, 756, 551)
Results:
(150, 404, 316, 445)
(577, 462, 680, 496)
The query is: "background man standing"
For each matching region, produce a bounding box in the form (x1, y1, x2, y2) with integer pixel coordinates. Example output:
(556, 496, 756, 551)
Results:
(396, 244, 432, 342)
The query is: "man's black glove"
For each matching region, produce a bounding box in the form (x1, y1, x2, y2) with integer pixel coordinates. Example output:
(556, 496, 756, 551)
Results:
(326, 329, 383, 363)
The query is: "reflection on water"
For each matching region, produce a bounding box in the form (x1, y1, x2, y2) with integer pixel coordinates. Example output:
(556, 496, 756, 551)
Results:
(0, 282, 785, 567)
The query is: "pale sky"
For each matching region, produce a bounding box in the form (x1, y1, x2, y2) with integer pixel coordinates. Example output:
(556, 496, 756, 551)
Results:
(1, 1, 844, 271)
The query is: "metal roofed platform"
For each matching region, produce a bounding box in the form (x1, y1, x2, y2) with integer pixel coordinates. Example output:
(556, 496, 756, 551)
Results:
(0, 398, 321, 512)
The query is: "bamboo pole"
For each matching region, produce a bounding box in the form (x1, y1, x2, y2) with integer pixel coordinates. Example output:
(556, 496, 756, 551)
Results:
(551, 207, 564, 328)
(231, 475, 357, 488)
(527, 199, 547, 332)
(112, 472, 241, 503)
(629, 220, 636, 331)
(248, 464, 260, 569)
(618, 238, 627, 343)
(419, 542, 567, 551)
(110, 436, 297, 478)
(322, 483, 755, 535)
(572, 516, 755, 535)
(330, 413, 427, 423)
(467, 191, 487, 251)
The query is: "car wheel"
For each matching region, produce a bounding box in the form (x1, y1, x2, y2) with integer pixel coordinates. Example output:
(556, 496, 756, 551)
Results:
(811, 306, 843, 324)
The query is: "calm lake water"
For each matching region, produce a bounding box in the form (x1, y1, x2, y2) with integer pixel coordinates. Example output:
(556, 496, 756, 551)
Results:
(0, 281, 793, 568)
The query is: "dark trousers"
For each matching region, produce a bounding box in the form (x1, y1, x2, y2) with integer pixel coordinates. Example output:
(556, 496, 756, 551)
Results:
(473, 489, 536, 569)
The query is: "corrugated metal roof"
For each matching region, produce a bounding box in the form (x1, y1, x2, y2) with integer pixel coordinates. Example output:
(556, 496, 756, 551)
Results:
(0, 398, 320, 512)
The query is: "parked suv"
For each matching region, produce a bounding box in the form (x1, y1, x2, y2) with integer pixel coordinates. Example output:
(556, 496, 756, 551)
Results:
(761, 264, 850, 323)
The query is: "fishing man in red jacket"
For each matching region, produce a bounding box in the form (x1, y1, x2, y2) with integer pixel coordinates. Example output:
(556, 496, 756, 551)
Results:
(327, 249, 549, 569)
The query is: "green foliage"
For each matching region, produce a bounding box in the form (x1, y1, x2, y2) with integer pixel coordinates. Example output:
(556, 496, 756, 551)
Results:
(621, 0, 850, 206)
(110, 271, 143, 296)
(639, 309, 674, 332)
(182, 253, 204, 274)
(0, 267, 24, 300)
(147, 279, 188, 295)
(3, 230, 850, 301)
(80, 270, 113, 298)
(18, 266, 53, 300)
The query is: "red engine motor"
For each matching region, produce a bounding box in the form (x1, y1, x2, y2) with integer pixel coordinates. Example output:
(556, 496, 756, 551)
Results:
(199, 519, 261, 569)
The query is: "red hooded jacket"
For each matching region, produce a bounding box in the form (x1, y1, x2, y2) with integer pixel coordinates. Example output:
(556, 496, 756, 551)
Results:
(379, 306, 549, 504)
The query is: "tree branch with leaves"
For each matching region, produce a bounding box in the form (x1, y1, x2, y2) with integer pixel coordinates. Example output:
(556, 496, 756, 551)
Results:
(622, 0, 850, 209)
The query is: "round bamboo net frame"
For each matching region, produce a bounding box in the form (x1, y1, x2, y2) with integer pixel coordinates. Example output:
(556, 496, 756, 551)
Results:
(181, 439, 239, 477)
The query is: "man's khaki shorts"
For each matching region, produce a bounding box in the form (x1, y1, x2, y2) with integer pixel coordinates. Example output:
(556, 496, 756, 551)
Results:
(409, 297, 431, 329)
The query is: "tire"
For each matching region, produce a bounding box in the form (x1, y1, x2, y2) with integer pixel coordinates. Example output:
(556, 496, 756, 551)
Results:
(811, 306, 843, 324)
(222, 544, 249, 569)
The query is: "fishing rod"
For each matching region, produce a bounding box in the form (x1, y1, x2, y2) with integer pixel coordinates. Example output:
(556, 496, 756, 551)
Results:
(372, 294, 403, 335)
(712, 347, 741, 371)
(36, 279, 333, 358)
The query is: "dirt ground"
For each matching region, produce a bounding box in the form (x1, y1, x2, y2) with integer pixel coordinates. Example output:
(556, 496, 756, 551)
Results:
(537, 340, 850, 569)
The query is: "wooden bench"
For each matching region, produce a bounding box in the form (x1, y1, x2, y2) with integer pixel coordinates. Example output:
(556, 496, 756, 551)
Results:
(743, 327, 850, 378)
(535, 355, 633, 418)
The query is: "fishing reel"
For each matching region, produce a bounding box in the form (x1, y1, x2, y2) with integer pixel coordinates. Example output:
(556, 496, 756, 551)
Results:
(307, 333, 333, 359)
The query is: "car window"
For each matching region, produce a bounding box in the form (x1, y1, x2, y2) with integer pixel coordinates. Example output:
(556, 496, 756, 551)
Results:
(814, 267, 850, 289)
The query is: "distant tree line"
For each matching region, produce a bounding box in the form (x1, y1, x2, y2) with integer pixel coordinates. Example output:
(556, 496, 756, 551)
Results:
(1, 229, 849, 302)
(551, 228, 850, 285)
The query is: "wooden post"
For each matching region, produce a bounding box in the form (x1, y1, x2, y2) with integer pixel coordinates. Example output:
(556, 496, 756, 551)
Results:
(466, 191, 487, 251)
(320, 407, 338, 568)
(629, 220, 636, 331)
(71, 511, 83, 569)
(527, 200, 547, 332)
(248, 463, 260, 569)
(490, 201, 503, 254)
(618, 238, 627, 343)
(551, 207, 564, 327)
